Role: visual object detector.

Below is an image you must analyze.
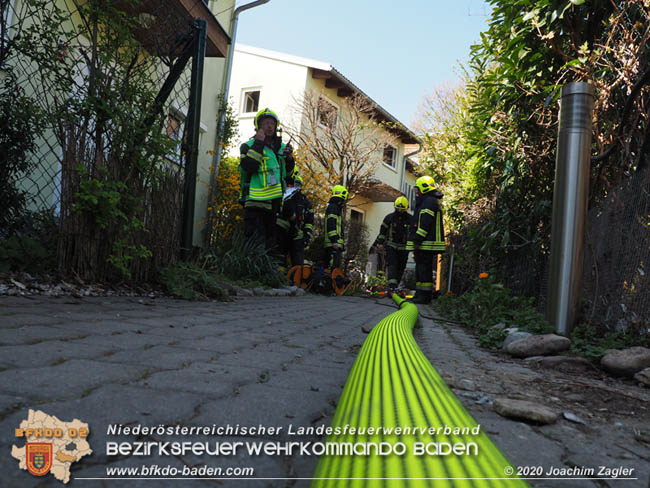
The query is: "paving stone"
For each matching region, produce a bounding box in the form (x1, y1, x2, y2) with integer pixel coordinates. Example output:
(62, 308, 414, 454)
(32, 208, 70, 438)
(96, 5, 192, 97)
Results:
(0, 392, 28, 417)
(211, 348, 298, 371)
(0, 326, 90, 346)
(0, 359, 149, 401)
(0, 340, 115, 368)
(69, 331, 174, 350)
(196, 384, 333, 438)
(95, 345, 216, 368)
(48, 319, 149, 336)
(0, 313, 64, 327)
(137, 362, 261, 398)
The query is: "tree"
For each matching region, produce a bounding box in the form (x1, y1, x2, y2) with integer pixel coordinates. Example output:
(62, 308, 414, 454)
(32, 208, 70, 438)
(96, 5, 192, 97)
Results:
(286, 90, 397, 200)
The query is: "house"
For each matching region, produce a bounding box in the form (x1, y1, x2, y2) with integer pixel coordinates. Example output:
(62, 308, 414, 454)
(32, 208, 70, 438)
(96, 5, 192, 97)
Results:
(227, 44, 422, 257)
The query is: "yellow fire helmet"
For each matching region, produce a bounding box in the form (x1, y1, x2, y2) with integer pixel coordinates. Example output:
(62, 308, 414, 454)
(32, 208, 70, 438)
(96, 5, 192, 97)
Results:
(394, 196, 409, 210)
(331, 185, 348, 200)
(254, 108, 279, 130)
(415, 175, 436, 194)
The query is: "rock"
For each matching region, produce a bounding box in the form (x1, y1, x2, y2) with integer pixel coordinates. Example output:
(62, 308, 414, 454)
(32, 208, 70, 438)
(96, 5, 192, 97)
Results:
(633, 367, 650, 386)
(504, 334, 571, 358)
(286, 286, 299, 295)
(232, 286, 253, 297)
(10, 278, 26, 289)
(563, 412, 586, 425)
(601, 347, 650, 377)
(294, 288, 306, 296)
(524, 355, 594, 372)
(458, 379, 476, 391)
(270, 288, 292, 297)
(491, 323, 506, 330)
(493, 398, 560, 424)
(502, 331, 533, 348)
(252, 287, 266, 296)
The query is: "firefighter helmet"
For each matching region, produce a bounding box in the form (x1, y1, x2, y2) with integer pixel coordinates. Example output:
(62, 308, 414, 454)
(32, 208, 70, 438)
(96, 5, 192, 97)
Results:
(254, 108, 279, 130)
(394, 196, 408, 210)
(331, 185, 348, 200)
(415, 175, 436, 194)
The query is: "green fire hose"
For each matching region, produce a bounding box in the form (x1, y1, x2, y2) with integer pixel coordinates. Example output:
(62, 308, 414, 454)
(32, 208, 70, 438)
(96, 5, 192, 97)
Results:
(311, 295, 528, 487)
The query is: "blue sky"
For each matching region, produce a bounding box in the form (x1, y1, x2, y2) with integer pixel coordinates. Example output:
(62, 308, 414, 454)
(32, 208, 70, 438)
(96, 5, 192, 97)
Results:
(234, 0, 492, 130)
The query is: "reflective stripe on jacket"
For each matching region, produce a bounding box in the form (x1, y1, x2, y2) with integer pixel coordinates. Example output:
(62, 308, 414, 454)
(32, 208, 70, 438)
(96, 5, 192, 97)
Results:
(239, 138, 286, 205)
(406, 192, 445, 252)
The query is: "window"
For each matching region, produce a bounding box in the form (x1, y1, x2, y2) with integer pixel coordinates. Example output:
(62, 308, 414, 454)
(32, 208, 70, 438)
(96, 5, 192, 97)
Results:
(165, 111, 185, 164)
(350, 209, 364, 224)
(383, 145, 396, 169)
(2, 0, 16, 43)
(241, 89, 260, 114)
(317, 96, 338, 129)
(402, 181, 416, 209)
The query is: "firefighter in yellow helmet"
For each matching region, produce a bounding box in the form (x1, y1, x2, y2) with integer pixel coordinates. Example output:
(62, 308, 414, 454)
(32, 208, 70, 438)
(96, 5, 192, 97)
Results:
(276, 168, 314, 266)
(239, 108, 295, 250)
(324, 184, 348, 269)
(406, 175, 445, 304)
(372, 195, 411, 291)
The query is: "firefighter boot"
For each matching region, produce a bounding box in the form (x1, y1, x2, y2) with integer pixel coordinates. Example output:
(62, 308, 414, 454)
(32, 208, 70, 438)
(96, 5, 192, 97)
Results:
(412, 290, 432, 304)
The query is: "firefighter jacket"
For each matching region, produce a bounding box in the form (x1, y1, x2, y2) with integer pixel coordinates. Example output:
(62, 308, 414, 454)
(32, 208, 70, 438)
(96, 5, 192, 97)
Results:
(374, 211, 411, 251)
(324, 197, 345, 249)
(406, 190, 445, 252)
(277, 188, 314, 243)
(239, 137, 295, 210)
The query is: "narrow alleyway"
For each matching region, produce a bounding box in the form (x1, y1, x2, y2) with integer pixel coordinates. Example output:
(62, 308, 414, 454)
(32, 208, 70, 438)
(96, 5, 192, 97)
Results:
(0, 295, 648, 487)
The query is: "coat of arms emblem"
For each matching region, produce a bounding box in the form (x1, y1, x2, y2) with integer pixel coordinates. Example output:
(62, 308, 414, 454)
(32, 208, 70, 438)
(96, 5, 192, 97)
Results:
(26, 443, 52, 476)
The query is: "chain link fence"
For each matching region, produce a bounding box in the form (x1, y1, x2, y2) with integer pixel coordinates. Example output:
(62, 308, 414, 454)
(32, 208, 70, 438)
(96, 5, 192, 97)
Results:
(2, 0, 207, 280)
(445, 163, 650, 337)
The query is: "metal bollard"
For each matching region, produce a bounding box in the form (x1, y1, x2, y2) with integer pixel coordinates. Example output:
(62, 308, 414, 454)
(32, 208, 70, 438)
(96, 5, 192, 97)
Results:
(546, 82, 594, 335)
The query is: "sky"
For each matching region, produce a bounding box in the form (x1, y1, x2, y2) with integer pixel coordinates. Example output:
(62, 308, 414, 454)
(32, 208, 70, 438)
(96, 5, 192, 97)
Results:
(233, 0, 493, 131)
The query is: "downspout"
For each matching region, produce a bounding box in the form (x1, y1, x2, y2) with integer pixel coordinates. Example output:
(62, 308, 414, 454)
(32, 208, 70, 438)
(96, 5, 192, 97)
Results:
(400, 142, 422, 194)
(213, 0, 271, 177)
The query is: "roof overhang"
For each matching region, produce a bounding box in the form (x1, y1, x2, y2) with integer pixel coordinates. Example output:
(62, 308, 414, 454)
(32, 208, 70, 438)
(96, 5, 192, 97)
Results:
(358, 179, 404, 202)
(111, 0, 230, 58)
(311, 67, 421, 145)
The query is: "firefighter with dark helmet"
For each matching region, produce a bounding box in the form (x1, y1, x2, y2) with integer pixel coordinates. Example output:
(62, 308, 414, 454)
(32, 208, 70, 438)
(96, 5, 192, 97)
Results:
(373, 195, 411, 291)
(239, 108, 295, 250)
(277, 168, 314, 266)
(324, 184, 348, 269)
(406, 175, 445, 304)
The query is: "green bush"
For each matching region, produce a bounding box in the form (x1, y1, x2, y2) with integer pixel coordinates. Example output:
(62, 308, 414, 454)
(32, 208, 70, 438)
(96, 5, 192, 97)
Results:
(434, 273, 554, 349)
(0, 210, 58, 273)
(158, 264, 228, 301)
(205, 232, 287, 288)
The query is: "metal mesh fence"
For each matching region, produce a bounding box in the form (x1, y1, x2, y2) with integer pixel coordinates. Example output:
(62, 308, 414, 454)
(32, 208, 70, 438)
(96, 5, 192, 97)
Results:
(446, 164, 650, 337)
(2, 0, 203, 280)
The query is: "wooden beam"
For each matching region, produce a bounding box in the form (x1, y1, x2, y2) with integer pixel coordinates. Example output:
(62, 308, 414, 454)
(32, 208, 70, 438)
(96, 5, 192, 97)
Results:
(311, 68, 332, 79)
(337, 87, 354, 98)
(325, 78, 345, 89)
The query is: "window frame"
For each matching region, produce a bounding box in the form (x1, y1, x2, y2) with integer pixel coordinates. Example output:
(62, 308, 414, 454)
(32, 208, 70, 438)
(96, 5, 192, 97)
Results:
(383, 145, 397, 170)
(316, 95, 339, 130)
(349, 208, 364, 224)
(240, 87, 261, 116)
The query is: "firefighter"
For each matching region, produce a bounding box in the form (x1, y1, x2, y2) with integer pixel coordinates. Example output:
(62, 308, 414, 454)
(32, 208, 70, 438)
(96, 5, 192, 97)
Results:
(406, 175, 445, 304)
(324, 184, 348, 270)
(239, 108, 295, 251)
(277, 169, 314, 266)
(373, 196, 411, 291)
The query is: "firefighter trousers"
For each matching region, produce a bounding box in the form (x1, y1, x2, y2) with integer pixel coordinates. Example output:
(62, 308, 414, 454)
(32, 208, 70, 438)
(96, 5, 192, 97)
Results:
(386, 246, 409, 287)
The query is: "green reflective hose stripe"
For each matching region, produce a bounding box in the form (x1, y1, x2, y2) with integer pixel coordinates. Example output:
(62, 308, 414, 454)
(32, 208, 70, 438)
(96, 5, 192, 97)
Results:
(311, 296, 527, 487)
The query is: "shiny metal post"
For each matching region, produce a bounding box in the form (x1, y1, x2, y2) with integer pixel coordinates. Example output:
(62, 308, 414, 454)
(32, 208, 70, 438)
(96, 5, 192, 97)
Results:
(546, 82, 594, 335)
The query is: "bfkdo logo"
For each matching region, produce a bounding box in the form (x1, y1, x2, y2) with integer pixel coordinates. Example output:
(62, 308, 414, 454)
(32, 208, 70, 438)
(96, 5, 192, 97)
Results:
(26, 443, 53, 476)
(11, 409, 92, 484)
